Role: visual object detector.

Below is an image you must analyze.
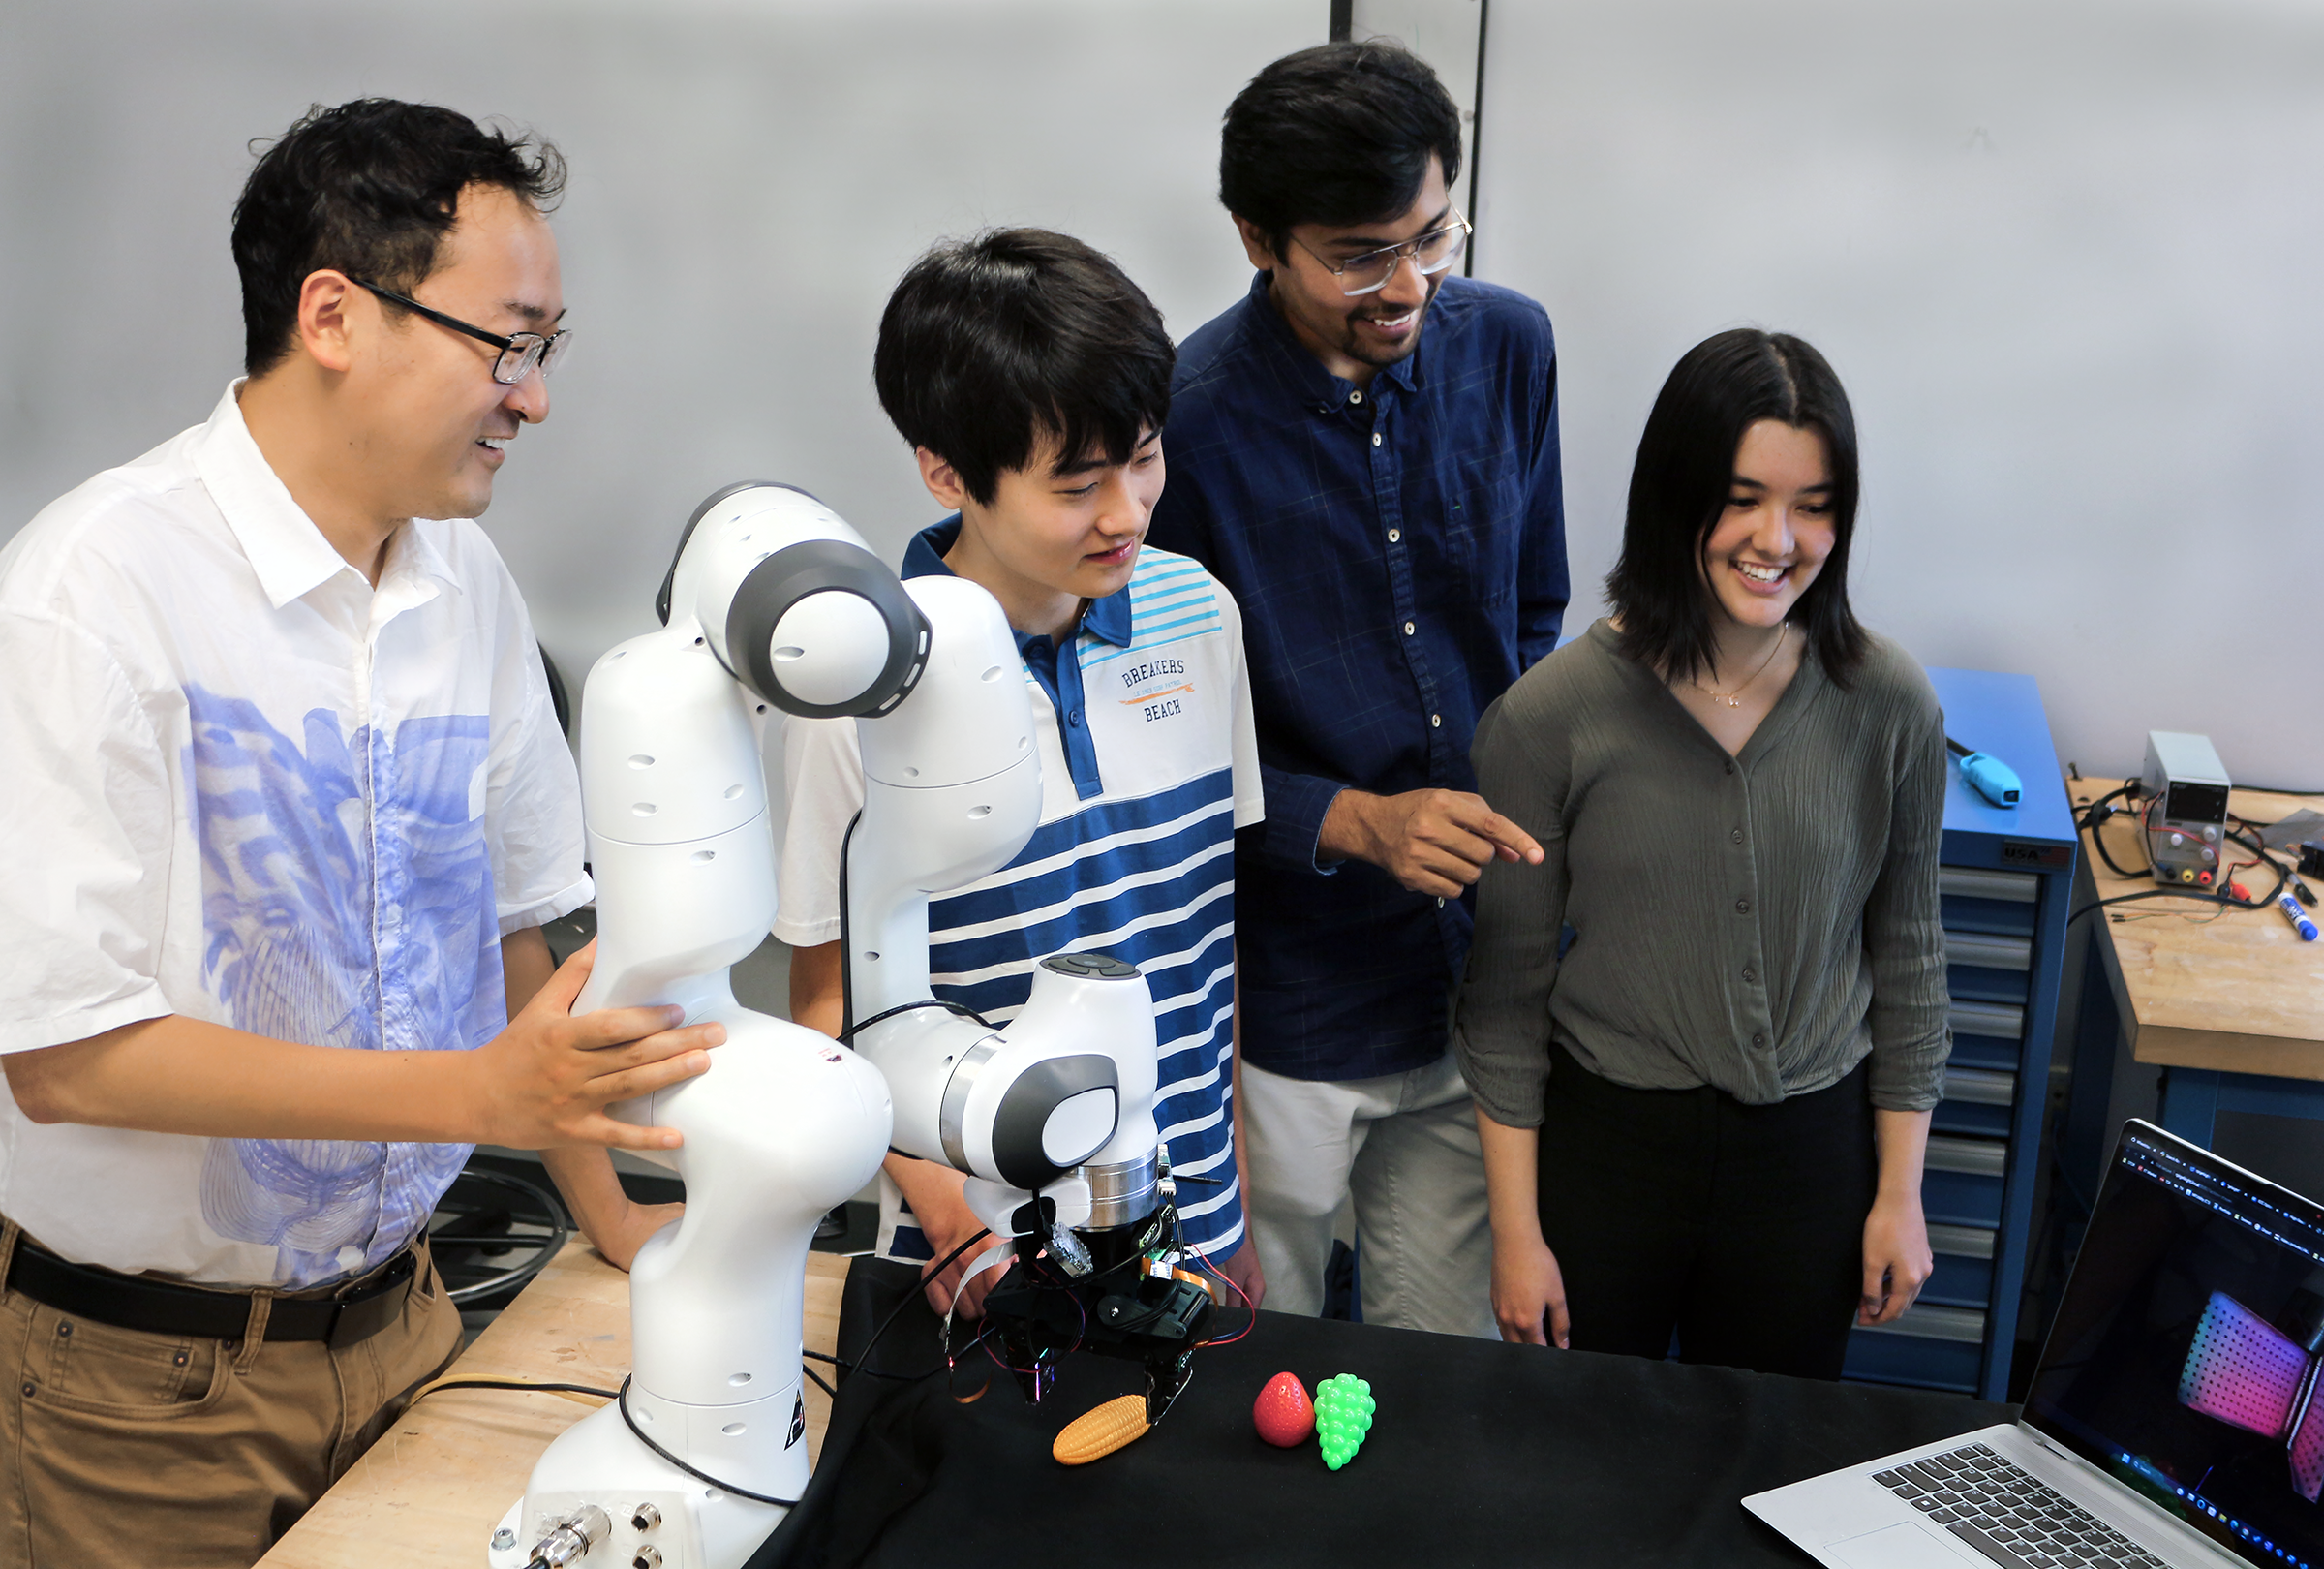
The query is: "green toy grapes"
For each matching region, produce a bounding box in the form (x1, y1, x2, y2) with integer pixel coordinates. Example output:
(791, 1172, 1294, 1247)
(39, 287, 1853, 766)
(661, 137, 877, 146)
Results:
(1313, 1373, 1376, 1470)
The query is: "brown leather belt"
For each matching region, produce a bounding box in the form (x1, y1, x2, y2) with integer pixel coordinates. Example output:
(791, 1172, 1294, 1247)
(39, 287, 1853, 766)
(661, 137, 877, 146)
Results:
(4, 1236, 418, 1347)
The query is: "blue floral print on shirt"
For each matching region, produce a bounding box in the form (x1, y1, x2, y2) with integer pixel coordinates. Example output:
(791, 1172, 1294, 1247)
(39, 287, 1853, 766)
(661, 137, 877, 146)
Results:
(183, 684, 503, 1285)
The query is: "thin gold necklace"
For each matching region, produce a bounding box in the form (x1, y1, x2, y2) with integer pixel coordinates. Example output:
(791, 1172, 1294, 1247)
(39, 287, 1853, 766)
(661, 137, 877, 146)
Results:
(1688, 624, 1787, 709)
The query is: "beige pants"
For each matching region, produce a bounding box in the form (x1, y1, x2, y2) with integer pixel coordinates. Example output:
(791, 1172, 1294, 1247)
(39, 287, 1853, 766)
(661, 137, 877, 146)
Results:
(1240, 1050, 1498, 1338)
(0, 1220, 463, 1569)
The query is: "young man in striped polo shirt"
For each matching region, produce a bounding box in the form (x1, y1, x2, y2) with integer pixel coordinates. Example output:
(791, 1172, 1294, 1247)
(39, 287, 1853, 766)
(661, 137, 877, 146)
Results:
(780, 230, 1268, 1318)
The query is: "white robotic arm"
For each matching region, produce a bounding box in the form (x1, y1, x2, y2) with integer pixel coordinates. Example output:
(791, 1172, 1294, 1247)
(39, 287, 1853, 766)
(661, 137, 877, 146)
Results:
(836, 569, 1159, 1242)
(492, 485, 1189, 1569)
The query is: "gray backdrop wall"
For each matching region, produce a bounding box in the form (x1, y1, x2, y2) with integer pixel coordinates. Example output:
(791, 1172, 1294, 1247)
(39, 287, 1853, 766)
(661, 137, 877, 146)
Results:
(1466, 0, 2324, 787)
(0, 0, 1319, 685)
(5, 0, 2319, 786)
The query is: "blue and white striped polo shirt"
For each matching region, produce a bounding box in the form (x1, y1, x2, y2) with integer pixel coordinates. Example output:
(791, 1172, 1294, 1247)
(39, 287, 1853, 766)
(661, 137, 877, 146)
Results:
(776, 518, 1263, 1264)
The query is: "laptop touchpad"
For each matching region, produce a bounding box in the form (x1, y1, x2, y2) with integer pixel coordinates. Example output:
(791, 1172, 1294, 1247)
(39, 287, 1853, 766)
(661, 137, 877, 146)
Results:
(1826, 1523, 1976, 1568)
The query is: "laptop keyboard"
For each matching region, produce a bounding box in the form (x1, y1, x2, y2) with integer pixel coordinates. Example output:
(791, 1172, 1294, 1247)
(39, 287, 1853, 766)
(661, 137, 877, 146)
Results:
(1872, 1443, 2169, 1569)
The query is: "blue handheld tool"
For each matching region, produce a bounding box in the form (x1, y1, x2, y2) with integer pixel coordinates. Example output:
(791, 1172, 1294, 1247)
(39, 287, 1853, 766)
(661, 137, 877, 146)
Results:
(1946, 737, 2021, 809)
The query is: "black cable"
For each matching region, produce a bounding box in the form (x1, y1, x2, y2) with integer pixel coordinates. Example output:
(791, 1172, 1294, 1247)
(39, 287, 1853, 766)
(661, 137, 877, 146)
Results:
(794, 1230, 1011, 1386)
(799, 1344, 947, 1379)
(837, 999, 993, 1045)
(2079, 784, 2311, 921)
(616, 1376, 801, 1508)
(2066, 834, 2288, 924)
(1945, 736, 1972, 757)
(843, 1228, 994, 1380)
(417, 1367, 837, 1505)
(435, 1165, 573, 1307)
(411, 1376, 621, 1403)
(2078, 784, 2149, 880)
(2068, 890, 2221, 924)
(2228, 826, 2293, 907)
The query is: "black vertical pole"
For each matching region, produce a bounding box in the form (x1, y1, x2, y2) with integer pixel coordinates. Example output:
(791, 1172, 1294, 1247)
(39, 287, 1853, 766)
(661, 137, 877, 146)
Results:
(1465, 0, 1489, 276)
(1330, 0, 1353, 42)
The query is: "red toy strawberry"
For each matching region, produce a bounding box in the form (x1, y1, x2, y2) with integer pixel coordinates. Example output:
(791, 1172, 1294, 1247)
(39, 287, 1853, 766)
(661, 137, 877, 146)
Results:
(1253, 1371, 1315, 1447)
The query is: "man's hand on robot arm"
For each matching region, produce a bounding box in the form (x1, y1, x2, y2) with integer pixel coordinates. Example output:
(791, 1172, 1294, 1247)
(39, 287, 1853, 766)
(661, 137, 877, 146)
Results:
(469, 939, 725, 1152)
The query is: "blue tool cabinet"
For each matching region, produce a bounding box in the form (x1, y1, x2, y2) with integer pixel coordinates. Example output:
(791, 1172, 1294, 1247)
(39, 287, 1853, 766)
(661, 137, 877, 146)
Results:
(1840, 667, 2078, 1401)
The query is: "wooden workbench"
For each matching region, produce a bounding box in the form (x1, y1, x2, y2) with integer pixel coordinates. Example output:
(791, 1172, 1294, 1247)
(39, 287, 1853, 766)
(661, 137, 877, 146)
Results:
(2072, 776, 2324, 1140)
(258, 1243, 850, 1568)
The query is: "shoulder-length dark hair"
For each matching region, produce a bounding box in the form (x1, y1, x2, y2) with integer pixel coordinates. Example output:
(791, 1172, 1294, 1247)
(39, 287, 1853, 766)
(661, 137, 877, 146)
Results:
(1605, 328, 1870, 686)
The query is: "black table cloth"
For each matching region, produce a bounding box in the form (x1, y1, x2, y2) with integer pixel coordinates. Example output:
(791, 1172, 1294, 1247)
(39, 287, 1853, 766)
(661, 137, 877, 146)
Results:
(753, 1258, 2011, 1568)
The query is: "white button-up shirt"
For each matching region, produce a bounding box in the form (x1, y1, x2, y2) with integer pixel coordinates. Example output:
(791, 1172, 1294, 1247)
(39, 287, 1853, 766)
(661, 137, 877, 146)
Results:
(0, 384, 589, 1287)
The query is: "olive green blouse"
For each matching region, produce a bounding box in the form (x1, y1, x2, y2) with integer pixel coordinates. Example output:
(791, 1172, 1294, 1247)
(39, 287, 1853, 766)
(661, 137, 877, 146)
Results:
(1452, 620, 1952, 1125)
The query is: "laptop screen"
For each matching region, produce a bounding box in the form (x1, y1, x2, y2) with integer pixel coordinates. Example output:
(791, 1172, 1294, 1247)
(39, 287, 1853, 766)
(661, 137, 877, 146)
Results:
(2025, 1122, 2324, 1569)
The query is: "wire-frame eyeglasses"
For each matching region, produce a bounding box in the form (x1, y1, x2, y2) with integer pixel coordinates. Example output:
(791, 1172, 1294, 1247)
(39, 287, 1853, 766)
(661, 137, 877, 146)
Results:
(348, 277, 572, 385)
(1294, 212, 1473, 296)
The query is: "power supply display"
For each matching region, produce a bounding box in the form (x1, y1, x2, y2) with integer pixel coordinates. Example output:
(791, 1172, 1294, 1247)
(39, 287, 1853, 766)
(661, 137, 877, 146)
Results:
(2140, 731, 2230, 888)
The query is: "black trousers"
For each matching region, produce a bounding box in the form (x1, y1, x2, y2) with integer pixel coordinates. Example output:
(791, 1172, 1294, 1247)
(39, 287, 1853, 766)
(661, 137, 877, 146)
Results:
(1535, 1040, 1877, 1380)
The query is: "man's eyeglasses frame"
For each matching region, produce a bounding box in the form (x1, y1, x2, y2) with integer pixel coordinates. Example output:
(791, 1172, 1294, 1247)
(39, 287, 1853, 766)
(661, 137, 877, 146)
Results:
(1293, 212, 1474, 297)
(347, 277, 571, 385)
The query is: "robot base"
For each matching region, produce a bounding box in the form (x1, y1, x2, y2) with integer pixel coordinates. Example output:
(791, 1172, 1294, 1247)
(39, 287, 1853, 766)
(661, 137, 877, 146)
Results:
(488, 1006, 886, 1569)
(485, 1394, 791, 1569)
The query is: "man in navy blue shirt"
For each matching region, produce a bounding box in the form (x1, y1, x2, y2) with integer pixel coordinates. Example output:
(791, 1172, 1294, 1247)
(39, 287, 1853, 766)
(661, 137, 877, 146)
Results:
(1147, 40, 1566, 1337)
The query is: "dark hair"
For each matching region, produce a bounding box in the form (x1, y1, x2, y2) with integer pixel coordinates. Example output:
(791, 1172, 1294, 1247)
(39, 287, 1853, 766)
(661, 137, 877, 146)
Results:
(1605, 328, 1870, 686)
(231, 99, 566, 376)
(1220, 40, 1464, 258)
(872, 229, 1174, 508)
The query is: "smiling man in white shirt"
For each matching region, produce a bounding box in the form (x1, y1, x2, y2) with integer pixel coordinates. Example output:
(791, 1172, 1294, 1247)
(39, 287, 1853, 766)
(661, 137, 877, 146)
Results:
(0, 99, 714, 1565)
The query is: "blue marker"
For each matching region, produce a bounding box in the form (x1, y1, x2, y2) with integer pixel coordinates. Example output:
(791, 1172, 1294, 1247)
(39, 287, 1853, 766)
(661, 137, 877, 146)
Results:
(2280, 892, 2320, 941)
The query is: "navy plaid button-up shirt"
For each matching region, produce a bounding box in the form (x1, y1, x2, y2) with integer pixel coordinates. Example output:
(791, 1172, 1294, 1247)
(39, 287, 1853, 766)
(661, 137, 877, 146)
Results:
(1149, 271, 1567, 1082)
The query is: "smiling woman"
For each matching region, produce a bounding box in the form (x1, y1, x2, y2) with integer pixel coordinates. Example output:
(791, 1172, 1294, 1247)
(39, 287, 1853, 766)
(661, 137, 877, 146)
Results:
(1608, 329, 1870, 699)
(1452, 328, 1950, 1382)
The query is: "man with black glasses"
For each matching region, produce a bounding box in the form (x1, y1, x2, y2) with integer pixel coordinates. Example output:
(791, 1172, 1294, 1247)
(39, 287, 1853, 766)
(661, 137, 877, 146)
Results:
(0, 100, 708, 1564)
(1148, 41, 1568, 1338)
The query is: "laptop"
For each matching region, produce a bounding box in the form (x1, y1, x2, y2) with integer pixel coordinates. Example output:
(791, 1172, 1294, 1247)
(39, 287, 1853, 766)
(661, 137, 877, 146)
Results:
(1746, 1119, 2324, 1569)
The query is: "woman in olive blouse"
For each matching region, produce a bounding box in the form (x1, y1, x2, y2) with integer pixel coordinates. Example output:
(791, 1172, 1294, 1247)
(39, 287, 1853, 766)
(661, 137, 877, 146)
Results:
(1452, 329, 1949, 1378)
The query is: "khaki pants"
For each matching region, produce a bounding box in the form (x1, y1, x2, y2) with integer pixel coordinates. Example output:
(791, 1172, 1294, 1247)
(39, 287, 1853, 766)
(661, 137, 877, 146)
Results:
(0, 1220, 463, 1569)
(1240, 1050, 1499, 1338)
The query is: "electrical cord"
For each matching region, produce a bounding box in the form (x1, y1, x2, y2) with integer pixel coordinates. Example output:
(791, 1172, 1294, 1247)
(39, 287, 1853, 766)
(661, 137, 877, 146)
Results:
(605, 1226, 1027, 1511)
(433, 1166, 574, 1307)
(837, 1000, 993, 1045)
(2070, 784, 2297, 923)
(413, 1237, 995, 1492)
(2078, 784, 2147, 879)
(411, 1376, 621, 1404)
(834, 1228, 995, 1381)
(421, 1215, 1218, 1502)
(615, 1375, 800, 1508)
(2069, 831, 2289, 925)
